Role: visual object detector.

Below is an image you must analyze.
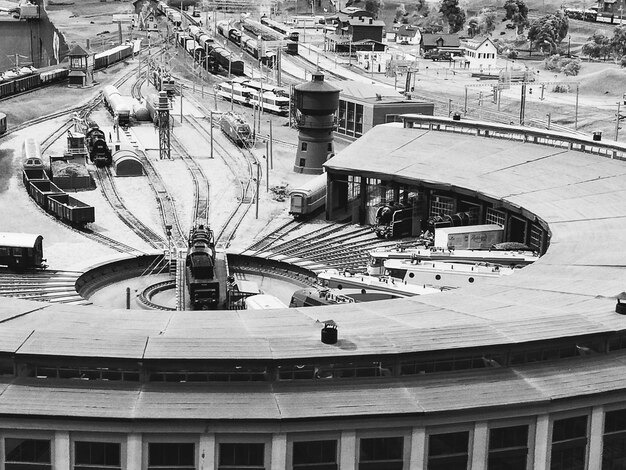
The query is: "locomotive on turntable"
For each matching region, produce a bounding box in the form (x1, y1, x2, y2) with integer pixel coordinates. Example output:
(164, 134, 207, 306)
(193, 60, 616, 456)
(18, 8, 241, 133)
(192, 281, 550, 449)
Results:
(185, 225, 220, 310)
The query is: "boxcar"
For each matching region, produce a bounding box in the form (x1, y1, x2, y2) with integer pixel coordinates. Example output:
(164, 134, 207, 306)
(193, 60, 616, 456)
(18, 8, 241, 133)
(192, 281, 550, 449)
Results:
(0, 112, 6, 134)
(28, 180, 64, 211)
(47, 193, 95, 226)
(0, 232, 45, 270)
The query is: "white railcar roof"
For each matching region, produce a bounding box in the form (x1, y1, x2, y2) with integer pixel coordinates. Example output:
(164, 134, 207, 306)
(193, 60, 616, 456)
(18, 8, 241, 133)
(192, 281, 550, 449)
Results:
(0, 232, 42, 249)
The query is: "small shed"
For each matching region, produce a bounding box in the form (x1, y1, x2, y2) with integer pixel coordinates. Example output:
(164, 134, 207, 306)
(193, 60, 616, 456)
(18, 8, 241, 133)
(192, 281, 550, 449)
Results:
(113, 149, 143, 176)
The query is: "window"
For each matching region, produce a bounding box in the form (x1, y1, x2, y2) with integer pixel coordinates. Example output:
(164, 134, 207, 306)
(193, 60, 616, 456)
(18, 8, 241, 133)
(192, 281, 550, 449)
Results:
(427, 431, 468, 470)
(327, 143, 333, 152)
(218, 443, 264, 469)
(603, 409, 626, 469)
(488, 425, 528, 470)
(5, 438, 51, 470)
(486, 208, 505, 227)
(359, 437, 403, 470)
(148, 443, 195, 470)
(74, 442, 121, 470)
(299, 158, 306, 167)
(301, 142, 308, 151)
(293, 440, 337, 470)
(429, 195, 455, 217)
(551, 416, 588, 470)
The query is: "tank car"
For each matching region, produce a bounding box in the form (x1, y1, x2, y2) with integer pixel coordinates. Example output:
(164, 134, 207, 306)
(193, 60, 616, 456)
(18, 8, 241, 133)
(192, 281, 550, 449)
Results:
(373, 202, 414, 239)
(219, 112, 251, 147)
(186, 225, 220, 310)
(85, 124, 112, 167)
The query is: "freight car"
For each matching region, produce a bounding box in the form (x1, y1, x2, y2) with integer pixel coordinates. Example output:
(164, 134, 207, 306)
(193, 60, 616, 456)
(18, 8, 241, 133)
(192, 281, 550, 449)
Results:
(243, 17, 298, 55)
(152, 67, 176, 96)
(102, 85, 131, 126)
(93, 44, 133, 70)
(27, 179, 64, 211)
(0, 232, 46, 271)
(219, 112, 251, 147)
(85, 124, 112, 167)
(289, 172, 327, 217)
(0, 112, 6, 134)
(209, 46, 245, 76)
(186, 225, 220, 310)
(47, 193, 95, 226)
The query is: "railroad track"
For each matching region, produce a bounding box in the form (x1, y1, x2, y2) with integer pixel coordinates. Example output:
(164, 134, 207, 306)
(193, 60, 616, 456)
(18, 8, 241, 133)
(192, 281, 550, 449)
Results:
(94, 166, 165, 249)
(244, 219, 305, 253)
(0, 270, 90, 305)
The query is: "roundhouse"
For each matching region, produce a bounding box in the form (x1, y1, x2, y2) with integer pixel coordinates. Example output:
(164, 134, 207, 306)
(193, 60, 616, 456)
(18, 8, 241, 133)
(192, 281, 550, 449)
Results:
(1, 118, 626, 470)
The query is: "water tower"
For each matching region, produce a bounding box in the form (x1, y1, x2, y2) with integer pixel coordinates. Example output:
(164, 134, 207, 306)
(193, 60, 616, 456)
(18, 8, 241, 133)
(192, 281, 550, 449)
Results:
(293, 73, 340, 174)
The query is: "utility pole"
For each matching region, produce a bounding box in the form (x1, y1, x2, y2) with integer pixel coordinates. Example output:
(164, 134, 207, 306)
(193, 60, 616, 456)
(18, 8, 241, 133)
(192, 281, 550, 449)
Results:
(209, 110, 214, 159)
(269, 119, 273, 169)
(255, 163, 260, 219)
(265, 140, 269, 192)
(616, 101, 622, 141)
(180, 83, 183, 123)
(519, 82, 527, 125)
(575, 84, 579, 130)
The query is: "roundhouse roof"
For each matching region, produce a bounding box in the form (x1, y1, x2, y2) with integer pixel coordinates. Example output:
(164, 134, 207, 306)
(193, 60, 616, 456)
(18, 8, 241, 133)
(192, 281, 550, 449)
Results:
(2, 120, 626, 420)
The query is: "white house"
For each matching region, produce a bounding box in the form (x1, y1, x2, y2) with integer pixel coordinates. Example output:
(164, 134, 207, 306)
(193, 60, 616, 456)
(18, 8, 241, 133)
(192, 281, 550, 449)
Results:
(461, 36, 497, 70)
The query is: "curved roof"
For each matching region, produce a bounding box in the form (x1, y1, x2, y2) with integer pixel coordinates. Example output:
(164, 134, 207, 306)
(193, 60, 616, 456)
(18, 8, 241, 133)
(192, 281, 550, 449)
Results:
(0, 232, 42, 249)
(2, 122, 626, 420)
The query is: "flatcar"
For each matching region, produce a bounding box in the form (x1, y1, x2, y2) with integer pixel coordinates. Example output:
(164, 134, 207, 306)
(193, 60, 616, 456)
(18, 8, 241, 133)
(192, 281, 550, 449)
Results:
(186, 224, 220, 310)
(0, 112, 6, 134)
(289, 172, 327, 217)
(102, 85, 131, 126)
(0, 232, 46, 271)
(85, 124, 112, 167)
(22, 137, 44, 170)
(219, 112, 251, 147)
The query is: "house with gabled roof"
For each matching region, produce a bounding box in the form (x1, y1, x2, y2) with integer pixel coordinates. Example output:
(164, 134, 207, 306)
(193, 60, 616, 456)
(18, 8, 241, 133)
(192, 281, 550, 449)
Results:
(461, 36, 497, 70)
(420, 33, 460, 53)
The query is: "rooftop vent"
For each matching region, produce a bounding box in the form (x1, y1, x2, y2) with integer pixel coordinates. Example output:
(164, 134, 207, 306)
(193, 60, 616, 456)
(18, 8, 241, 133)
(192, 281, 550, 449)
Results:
(321, 320, 338, 344)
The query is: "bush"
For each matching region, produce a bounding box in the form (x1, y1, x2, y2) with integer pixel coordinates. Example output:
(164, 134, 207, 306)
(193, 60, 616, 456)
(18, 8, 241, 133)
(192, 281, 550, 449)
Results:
(507, 50, 518, 59)
(621, 56, 626, 67)
(562, 61, 580, 76)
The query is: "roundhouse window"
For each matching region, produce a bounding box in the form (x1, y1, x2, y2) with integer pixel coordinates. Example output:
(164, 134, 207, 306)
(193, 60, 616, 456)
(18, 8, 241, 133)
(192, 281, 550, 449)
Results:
(5, 438, 51, 470)
(148, 443, 195, 470)
(427, 431, 468, 470)
(359, 437, 403, 470)
(218, 443, 264, 470)
(293, 440, 337, 470)
(603, 409, 626, 469)
(551, 415, 588, 470)
(488, 425, 529, 470)
(74, 442, 120, 470)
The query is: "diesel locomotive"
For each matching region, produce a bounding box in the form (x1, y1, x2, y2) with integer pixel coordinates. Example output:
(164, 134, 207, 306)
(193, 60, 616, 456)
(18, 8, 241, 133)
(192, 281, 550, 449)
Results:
(186, 225, 220, 310)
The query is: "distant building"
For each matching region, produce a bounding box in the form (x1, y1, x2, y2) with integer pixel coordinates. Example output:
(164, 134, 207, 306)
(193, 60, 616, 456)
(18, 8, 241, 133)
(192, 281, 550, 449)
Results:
(598, 0, 626, 18)
(355, 48, 395, 74)
(396, 25, 421, 45)
(461, 36, 497, 70)
(421, 33, 460, 53)
(329, 80, 434, 139)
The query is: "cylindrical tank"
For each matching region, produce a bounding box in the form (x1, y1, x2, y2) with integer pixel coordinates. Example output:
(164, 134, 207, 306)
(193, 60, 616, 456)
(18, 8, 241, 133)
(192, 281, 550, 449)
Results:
(133, 101, 150, 121)
(294, 73, 340, 116)
(293, 73, 341, 174)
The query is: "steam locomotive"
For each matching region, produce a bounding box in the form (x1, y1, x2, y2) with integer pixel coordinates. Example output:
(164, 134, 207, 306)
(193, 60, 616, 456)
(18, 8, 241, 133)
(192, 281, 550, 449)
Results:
(85, 122, 112, 167)
(186, 225, 220, 310)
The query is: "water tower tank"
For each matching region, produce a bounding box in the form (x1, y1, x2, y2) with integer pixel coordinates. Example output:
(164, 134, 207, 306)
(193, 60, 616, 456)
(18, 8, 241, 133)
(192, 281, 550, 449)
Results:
(293, 73, 341, 175)
(294, 73, 340, 116)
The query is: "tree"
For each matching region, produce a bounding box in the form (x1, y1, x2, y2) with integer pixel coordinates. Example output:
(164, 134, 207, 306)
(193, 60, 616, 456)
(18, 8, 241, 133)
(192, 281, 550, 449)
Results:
(527, 11, 569, 54)
(365, 0, 380, 18)
(477, 8, 497, 36)
(582, 32, 611, 60)
(467, 16, 479, 37)
(504, 0, 529, 34)
(395, 3, 407, 23)
(439, 0, 466, 33)
(610, 25, 626, 58)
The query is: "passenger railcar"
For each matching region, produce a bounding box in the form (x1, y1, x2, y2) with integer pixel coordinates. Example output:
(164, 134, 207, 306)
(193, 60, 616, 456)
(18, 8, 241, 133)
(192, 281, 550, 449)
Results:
(289, 172, 327, 217)
(0, 232, 46, 271)
(0, 112, 6, 134)
(219, 112, 251, 147)
(22, 137, 44, 169)
(186, 225, 220, 310)
(103, 85, 131, 126)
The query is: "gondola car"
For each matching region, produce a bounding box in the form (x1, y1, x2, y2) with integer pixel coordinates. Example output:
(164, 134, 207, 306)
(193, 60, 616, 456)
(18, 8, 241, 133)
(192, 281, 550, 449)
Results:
(289, 172, 327, 217)
(219, 112, 251, 147)
(186, 225, 220, 310)
(85, 124, 112, 167)
(0, 112, 6, 134)
(47, 193, 95, 227)
(0, 232, 46, 270)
